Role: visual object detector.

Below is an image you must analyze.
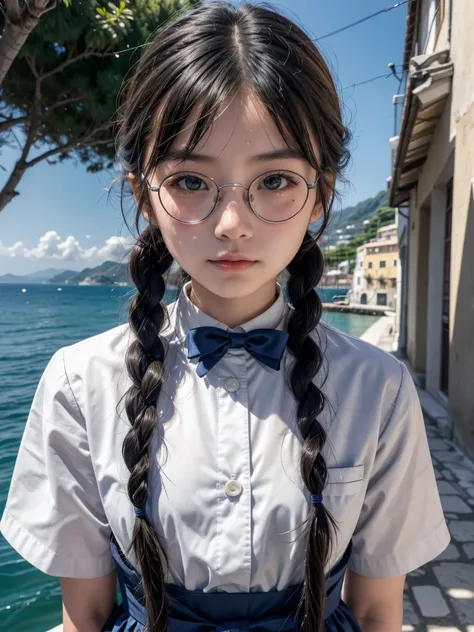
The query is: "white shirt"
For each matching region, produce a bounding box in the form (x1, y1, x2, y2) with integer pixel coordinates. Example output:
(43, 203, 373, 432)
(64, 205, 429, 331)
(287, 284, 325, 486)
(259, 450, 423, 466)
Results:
(1, 283, 450, 589)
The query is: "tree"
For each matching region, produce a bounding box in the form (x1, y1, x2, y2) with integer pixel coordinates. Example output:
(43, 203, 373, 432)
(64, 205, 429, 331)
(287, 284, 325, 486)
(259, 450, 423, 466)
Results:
(0, 0, 198, 213)
(0, 0, 62, 87)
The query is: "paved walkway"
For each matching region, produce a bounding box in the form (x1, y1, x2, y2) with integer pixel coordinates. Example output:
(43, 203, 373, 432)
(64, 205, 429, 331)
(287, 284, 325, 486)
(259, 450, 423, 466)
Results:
(403, 420, 474, 631)
(361, 314, 474, 631)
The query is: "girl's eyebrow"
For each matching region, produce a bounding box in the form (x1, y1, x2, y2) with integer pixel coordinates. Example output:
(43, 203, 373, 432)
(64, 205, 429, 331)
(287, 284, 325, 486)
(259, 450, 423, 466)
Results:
(164, 147, 305, 163)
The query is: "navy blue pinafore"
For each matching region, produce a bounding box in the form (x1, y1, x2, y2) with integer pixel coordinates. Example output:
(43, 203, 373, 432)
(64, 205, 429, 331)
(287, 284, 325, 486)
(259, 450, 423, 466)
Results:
(102, 535, 362, 632)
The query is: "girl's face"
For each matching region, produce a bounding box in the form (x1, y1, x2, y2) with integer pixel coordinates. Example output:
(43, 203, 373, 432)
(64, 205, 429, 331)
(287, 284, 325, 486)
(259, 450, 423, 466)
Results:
(142, 91, 325, 305)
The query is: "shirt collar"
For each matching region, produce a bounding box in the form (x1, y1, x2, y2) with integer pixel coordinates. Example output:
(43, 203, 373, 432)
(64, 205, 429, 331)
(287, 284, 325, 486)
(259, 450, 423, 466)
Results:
(169, 281, 289, 342)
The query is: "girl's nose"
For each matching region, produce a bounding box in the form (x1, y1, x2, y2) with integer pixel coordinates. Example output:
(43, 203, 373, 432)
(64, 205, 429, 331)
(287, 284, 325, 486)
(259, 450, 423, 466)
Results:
(213, 186, 254, 241)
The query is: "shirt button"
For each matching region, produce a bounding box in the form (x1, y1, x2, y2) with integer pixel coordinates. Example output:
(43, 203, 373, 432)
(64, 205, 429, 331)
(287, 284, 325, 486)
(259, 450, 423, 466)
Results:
(224, 377, 240, 393)
(224, 478, 243, 497)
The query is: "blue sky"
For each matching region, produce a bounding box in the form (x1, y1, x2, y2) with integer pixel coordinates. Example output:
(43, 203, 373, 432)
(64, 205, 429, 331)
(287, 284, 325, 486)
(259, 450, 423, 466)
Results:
(0, 0, 408, 275)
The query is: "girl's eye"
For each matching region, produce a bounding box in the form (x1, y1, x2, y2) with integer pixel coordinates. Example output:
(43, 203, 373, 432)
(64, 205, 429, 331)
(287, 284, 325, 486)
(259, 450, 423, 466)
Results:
(169, 174, 208, 192)
(259, 172, 299, 191)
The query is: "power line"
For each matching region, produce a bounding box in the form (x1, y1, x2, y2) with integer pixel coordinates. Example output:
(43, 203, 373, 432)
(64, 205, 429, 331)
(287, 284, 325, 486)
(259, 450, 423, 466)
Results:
(315, 0, 413, 41)
(342, 67, 403, 91)
(102, 1, 415, 58)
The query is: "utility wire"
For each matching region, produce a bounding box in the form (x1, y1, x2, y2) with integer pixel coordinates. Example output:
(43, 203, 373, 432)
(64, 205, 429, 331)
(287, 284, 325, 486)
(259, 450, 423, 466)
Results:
(104, 1, 415, 58)
(342, 66, 403, 91)
(315, 0, 413, 41)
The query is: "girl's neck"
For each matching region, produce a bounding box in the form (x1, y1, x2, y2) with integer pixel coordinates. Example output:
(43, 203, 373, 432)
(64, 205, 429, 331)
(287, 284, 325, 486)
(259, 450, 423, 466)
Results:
(188, 279, 278, 329)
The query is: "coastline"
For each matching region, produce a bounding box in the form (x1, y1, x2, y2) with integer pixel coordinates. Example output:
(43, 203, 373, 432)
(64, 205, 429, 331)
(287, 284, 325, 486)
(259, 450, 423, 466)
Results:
(359, 313, 396, 352)
(322, 302, 393, 316)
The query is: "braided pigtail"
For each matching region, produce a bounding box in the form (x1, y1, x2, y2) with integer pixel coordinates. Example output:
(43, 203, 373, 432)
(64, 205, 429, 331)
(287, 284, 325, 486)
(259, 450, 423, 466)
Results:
(286, 231, 339, 632)
(123, 226, 173, 632)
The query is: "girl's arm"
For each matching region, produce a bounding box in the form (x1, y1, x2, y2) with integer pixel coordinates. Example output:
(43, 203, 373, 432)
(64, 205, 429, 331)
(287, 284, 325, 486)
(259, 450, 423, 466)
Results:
(60, 571, 117, 632)
(343, 570, 406, 631)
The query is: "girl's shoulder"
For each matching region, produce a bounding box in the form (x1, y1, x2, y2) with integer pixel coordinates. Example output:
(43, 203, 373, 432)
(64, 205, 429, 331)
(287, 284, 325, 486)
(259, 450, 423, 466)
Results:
(318, 319, 400, 364)
(60, 323, 132, 376)
(314, 320, 406, 401)
(59, 307, 179, 376)
(54, 315, 178, 403)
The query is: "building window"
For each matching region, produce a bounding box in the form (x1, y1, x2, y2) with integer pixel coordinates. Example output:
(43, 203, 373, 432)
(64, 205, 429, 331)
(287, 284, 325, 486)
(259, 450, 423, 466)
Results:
(357, 277, 361, 286)
(380, 261, 386, 268)
(441, 178, 452, 395)
(394, 260, 397, 266)
(368, 262, 373, 269)
(377, 293, 387, 306)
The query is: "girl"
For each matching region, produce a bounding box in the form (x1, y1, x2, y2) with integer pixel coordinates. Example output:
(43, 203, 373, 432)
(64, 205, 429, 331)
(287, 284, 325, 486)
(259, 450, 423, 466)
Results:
(1, 3, 450, 632)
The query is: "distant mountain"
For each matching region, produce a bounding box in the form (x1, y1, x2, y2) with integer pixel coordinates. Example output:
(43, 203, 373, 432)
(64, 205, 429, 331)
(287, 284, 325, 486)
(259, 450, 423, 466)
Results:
(334, 190, 388, 226)
(0, 273, 26, 284)
(313, 190, 389, 248)
(49, 269, 78, 283)
(27, 267, 69, 281)
(49, 260, 132, 286)
(0, 267, 71, 284)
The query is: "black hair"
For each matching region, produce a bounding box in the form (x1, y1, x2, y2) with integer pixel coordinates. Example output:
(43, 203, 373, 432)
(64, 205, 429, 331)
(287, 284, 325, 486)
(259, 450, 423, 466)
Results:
(115, 3, 351, 630)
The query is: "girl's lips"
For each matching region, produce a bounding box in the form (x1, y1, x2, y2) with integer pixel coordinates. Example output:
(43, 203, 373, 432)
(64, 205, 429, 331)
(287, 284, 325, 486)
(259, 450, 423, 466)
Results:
(209, 260, 256, 271)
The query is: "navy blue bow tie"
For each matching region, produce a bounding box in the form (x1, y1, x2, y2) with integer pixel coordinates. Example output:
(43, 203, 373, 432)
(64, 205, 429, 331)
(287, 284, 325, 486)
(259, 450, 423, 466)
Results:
(187, 327, 289, 377)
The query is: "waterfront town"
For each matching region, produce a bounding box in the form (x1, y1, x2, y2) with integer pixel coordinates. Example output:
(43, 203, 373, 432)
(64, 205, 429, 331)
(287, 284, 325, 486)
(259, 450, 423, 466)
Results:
(320, 220, 400, 312)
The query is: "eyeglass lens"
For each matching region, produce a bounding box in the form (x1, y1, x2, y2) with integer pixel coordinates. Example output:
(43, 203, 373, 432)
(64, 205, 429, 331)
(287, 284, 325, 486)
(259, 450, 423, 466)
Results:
(156, 171, 311, 222)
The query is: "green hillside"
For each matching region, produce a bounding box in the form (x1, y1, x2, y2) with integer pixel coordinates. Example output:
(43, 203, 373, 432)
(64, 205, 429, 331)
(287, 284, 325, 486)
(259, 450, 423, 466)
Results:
(336, 190, 388, 226)
(312, 190, 389, 248)
(324, 205, 396, 272)
(49, 261, 131, 285)
(48, 269, 76, 283)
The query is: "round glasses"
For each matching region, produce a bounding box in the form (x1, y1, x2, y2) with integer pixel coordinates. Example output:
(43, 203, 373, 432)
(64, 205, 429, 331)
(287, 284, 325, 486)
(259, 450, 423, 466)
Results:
(141, 169, 319, 224)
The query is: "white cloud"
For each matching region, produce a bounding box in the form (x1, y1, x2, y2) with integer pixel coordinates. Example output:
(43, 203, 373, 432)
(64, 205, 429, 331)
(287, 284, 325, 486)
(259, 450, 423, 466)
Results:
(0, 231, 135, 264)
(0, 240, 26, 257)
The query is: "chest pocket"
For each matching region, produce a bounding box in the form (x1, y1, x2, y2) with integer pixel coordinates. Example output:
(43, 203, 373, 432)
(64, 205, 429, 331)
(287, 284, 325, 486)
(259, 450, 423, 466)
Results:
(324, 465, 365, 496)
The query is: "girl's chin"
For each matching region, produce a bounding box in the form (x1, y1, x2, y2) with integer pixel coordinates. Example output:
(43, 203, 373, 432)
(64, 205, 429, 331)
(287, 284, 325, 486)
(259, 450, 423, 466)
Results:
(191, 272, 277, 300)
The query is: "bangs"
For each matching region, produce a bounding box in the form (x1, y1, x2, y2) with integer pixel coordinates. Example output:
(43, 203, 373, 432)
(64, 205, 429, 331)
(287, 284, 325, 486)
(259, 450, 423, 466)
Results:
(142, 83, 321, 181)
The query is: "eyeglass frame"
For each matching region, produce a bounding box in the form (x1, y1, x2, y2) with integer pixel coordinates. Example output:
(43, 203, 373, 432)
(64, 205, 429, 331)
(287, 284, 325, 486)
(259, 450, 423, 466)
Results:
(141, 169, 320, 225)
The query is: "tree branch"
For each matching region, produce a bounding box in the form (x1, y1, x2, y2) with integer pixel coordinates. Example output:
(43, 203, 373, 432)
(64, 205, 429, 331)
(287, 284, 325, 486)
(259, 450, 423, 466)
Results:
(40, 42, 116, 81)
(49, 94, 86, 110)
(0, 116, 28, 132)
(4, 0, 21, 23)
(25, 54, 39, 79)
(0, 0, 57, 86)
(26, 120, 114, 168)
(0, 94, 85, 134)
(19, 75, 42, 162)
(23, 0, 57, 19)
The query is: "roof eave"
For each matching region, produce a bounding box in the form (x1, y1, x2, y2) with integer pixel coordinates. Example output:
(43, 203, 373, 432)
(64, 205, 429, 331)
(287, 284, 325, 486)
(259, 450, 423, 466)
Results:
(389, 51, 453, 207)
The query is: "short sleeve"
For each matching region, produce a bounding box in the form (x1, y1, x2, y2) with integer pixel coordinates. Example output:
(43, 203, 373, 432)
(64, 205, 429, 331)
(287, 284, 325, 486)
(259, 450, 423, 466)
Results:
(348, 362, 451, 578)
(0, 349, 114, 578)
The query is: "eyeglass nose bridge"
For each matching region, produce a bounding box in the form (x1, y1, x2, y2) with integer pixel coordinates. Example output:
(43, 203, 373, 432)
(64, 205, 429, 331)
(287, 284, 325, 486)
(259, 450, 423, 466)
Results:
(214, 182, 251, 209)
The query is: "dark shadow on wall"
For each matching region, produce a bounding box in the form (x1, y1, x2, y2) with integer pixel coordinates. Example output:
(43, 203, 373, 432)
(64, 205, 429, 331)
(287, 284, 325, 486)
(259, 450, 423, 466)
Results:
(450, 179, 474, 459)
